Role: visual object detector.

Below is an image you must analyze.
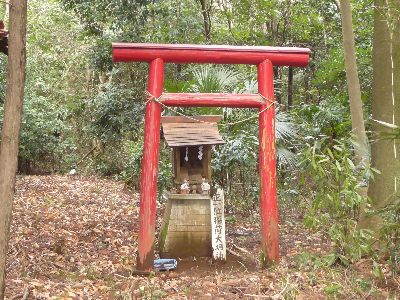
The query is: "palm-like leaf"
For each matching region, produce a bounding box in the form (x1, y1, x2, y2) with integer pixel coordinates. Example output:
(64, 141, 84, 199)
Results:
(276, 111, 299, 142)
(276, 147, 298, 170)
(190, 65, 239, 93)
(186, 66, 300, 169)
(239, 78, 299, 169)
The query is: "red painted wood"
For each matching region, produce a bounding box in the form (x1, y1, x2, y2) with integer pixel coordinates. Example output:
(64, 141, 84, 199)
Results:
(112, 43, 310, 66)
(258, 59, 279, 265)
(0, 20, 7, 37)
(160, 93, 264, 108)
(137, 58, 164, 271)
(113, 43, 311, 53)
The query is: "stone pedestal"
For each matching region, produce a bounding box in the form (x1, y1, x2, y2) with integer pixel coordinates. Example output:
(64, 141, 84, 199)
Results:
(159, 193, 212, 258)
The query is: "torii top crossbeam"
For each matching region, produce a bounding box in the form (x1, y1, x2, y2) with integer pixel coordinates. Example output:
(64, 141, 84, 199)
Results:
(112, 43, 310, 66)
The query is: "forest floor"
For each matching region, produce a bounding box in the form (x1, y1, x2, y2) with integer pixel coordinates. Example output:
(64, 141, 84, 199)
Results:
(4, 175, 400, 299)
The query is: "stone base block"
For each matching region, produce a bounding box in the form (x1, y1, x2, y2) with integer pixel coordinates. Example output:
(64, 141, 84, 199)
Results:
(159, 193, 212, 258)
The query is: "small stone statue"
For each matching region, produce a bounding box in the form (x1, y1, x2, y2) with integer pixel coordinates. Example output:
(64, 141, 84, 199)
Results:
(201, 178, 210, 194)
(180, 179, 190, 194)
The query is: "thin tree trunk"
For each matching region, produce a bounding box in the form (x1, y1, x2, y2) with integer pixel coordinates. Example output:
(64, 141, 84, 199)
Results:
(0, 0, 27, 298)
(274, 68, 282, 105)
(359, 0, 400, 238)
(198, 0, 212, 43)
(339, 0, 369, 167)
(304, 68, 310, 104)
(287, 67, 293, 110)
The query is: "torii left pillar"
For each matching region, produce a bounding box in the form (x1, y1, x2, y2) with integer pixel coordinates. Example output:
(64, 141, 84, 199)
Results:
(137, 58, 164, 270)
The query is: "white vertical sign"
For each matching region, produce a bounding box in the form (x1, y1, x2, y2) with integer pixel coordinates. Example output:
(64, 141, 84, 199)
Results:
(210, 189, 226, 261)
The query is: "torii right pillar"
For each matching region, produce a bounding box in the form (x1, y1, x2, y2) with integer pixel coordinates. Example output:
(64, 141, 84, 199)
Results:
(258, 59, 279, 265)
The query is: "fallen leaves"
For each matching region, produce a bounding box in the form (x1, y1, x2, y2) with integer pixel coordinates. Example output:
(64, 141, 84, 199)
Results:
(4, 175, 400, 299)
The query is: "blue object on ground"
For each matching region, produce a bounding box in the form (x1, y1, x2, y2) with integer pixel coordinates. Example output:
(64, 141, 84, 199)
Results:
(154, 259, 177, 271)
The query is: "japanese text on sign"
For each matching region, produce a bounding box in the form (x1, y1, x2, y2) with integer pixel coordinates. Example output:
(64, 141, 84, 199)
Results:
(210, 189, 226, 261)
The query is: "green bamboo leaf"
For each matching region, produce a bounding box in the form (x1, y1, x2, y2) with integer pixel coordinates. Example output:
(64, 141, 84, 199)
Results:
(346, 158, 355, 170)
(335, 160, 342, 172)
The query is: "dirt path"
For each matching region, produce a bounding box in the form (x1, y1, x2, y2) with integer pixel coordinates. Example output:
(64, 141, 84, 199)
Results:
(4, 175, 399, 299)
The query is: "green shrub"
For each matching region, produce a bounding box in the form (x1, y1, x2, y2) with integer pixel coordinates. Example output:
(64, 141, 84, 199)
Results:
(300, 137, 374, 262)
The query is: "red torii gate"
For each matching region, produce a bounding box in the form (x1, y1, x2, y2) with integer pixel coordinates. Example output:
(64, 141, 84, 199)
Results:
(112, 43, 311, 271)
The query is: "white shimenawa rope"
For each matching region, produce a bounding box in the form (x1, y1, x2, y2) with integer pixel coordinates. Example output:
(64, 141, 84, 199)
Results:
(144, 91, 278, 127)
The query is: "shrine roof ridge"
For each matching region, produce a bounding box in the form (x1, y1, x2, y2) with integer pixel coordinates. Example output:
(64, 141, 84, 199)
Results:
(161, 115, 222, 124)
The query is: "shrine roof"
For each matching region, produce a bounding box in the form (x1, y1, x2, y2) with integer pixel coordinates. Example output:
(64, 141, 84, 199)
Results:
(161, 116, 225, 147)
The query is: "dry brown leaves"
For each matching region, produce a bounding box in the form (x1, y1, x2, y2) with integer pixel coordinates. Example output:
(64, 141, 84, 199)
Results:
(4, 175, 399, 299)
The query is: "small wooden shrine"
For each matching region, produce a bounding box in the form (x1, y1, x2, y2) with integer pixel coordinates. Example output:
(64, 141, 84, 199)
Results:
(162, 115, 224, 191)
(159, 115, 225, 258)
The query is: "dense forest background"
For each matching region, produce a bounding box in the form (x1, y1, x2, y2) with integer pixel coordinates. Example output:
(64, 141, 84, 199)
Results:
(1, 0, 374, 189)
(0, 0, 399, 297)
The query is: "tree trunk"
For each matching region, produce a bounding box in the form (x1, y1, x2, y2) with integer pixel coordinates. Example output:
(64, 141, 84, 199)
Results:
(0, 1, 27, 298)
(359, 0, 400, 237)
(274, 68, 282, 105)
(339, 0, 369, 167)
(304, 67, 310, 104)
(198, 0, 212, 43)
(287, 67, 293, 110)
